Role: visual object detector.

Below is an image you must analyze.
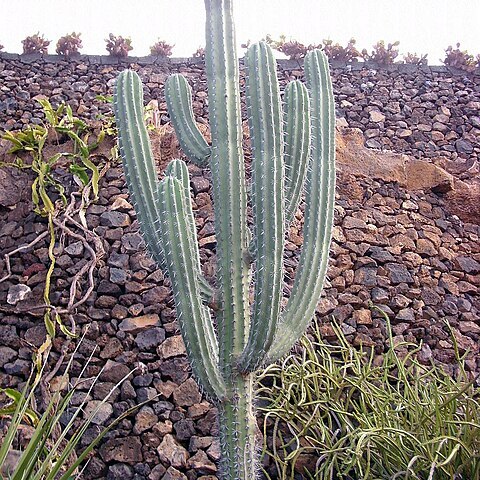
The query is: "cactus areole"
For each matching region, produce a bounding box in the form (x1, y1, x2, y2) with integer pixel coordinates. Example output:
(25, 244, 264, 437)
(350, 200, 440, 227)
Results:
(114, 1, 335, 478)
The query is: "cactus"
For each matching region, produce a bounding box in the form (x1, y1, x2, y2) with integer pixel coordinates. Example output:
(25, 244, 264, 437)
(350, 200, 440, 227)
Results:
(113, 1, 335, 478)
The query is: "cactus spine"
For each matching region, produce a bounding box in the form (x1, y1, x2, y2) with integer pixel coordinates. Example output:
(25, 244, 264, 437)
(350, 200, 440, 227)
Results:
(114, 0, 335, 478)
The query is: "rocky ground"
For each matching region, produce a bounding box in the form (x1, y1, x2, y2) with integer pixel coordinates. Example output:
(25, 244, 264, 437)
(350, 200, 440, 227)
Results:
(0, 55, 479, 479)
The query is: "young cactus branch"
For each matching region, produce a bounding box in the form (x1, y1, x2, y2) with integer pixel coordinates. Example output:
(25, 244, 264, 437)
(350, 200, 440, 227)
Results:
(114, 70, 166, 269)
(283, 80, 311, 226)
(238, 41, 285, 372)
(158, 173, 226, 400)
(267, 49, 336, 363)
(165, 74, 211, 166)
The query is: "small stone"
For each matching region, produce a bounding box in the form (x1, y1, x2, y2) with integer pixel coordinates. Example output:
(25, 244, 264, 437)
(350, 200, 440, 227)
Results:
(84, 401, 113, 425)
(158, 336, 186, 359)
(174, 418, 196, 441)
(110, 267, 128, 284)
(100, 436, 143, 464)
(455, 139, 473, 155)
(191, 176, 210, 195)
(157, 434, 189, 468)
(4, 359, 31, 376)
(148, 464, 167, 480)
(107, 464, 134, 480)
(397, 128, 412, 138)
(119, 314, 161, 334)
(352, 309, 372, 325)
(100, 211, 131, 227)
(7, 284, 31, 305)
(421, 288, 441, 306)
(162, 467, 187, 480)
(368, 246, 395, 263)
(100, 360, 132, 383)
(121, 233, 144, 252)
(354, 267, 377, 286)
(64, 241, 84, 256)
(369, 110, 385, 123)
(133, 406, 158, 434)
(385, 263, 414, 284)
(135, 327, 166, 351)
(173, 378, 202, 407)
(416, 239, 437, 257)
(141, 286, 170, 305)
(187, 450, 217, 474)
(395, 308, 415, 322)
(100, 338, 124, 359)
(0, 346, 17, 367)
(454, 256, 480, 275)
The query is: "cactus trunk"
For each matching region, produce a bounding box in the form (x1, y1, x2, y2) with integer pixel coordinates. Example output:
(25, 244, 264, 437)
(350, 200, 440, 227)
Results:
(114, 0, 335, 478)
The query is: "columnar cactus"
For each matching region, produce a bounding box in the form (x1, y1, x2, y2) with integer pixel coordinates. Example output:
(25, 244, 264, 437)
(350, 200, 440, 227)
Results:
(113, 1, 335, 478)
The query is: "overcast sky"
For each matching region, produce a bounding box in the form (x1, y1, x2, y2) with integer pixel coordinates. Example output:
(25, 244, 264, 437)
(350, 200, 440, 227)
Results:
(1, 0, 479, 64)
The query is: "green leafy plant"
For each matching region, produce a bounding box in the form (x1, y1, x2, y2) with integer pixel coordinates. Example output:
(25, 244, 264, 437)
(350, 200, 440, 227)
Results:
(362, 40, 400, 65)
(0, 334, 143, 479)
(105, 33, 132, 58)
(113, 1, 335, 478)
(322, 38, 360, 63)
(403, 52, 428, 66)
(443, 43, 477, 73)
(258, 313, 480, 480)
(22, 33, 50, 55)
(56, 33, 82, 57)
(150, 39, 174, 57)
(1, 99, 103, 340)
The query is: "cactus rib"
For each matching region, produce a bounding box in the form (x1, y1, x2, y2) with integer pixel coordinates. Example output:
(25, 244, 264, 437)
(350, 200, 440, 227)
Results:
(165, 74, 211, 167)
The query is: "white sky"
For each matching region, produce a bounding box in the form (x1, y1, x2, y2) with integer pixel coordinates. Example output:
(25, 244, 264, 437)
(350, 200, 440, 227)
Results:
(1, 0, 479, 64)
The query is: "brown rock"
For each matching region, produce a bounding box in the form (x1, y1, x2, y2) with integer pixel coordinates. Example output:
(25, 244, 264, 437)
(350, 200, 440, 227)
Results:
(99, 436, 143, 463)
(157, 434, 189, 468)
(118, 314, 161, 334)
(173, 377, 202, 407)
(158, 335, 187, 359)
(335, 127, 453, 193)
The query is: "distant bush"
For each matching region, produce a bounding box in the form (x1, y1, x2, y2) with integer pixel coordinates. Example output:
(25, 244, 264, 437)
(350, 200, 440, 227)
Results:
(403, 52, 428, 66)
(443, 43, 476, 73)
(0, 43, 3, 51)
(362, 40, 400, 65)
(56, 32, 82, 56)
(263, 34, 320, 60)
(322, 38, 360, 63)
(150, 39, 174, 57)
(192, 46, 205, 59)
(105, 33, 132, 58)
(22, 33, 50, 54)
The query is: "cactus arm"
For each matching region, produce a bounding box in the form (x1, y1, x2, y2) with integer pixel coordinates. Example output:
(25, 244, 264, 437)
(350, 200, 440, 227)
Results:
(238, 42, 285, 372)
(267, 50, 335, 363)
(205, 0, 250, 372)
(114, 69, 166, 268)
(158, 175, 226, 400)
(283, 80, 311, 226)
(165, 74, 211, 167)
(165, 159, 215, 302)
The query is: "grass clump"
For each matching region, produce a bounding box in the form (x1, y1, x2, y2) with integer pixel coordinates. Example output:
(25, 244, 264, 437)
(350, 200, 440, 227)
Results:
(258, 313, 479, 480)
